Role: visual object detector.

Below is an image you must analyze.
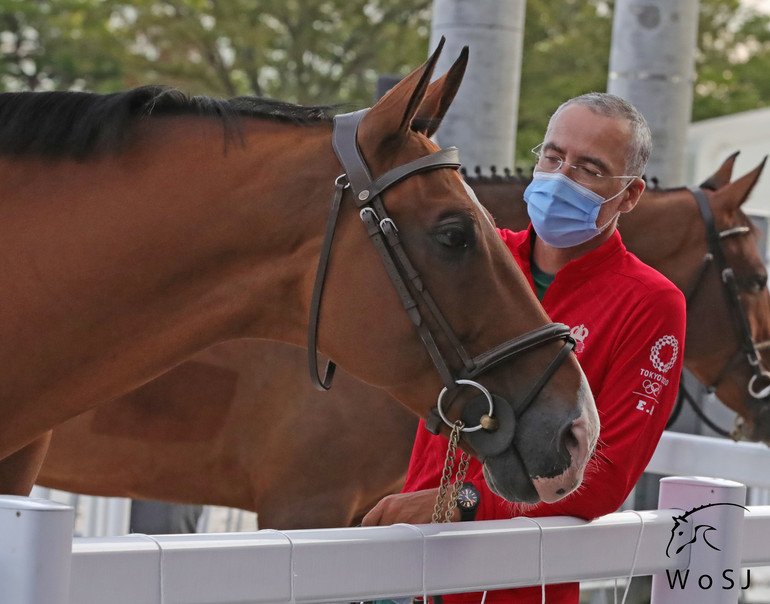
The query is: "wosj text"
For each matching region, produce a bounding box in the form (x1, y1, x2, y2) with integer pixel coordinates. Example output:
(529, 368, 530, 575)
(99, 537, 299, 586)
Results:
(639, 368, 670, 386)
(666, 569, 751, 590)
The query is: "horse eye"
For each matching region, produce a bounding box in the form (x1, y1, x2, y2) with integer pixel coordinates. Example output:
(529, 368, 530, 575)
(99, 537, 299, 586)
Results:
(434, 223, 470, 249)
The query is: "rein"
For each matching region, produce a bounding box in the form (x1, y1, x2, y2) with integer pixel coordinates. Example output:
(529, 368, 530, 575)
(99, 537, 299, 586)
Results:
(308, 108, 576, 460)
(671, 188, 770, 437)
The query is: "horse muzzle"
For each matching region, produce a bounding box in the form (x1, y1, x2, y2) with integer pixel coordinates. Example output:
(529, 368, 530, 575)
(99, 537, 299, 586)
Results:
(468, 374, 597, 503)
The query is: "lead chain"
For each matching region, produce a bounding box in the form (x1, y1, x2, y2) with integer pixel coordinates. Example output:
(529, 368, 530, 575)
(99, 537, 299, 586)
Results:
(431, 420, 471, 523)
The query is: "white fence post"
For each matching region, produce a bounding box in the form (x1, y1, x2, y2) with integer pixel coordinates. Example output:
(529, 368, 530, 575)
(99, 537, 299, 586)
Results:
(651, 476, 747, 604)
(105, 497, 131, 536)
(0, 495, 74, 604)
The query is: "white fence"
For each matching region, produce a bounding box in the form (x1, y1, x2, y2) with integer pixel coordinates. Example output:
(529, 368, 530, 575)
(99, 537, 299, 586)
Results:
(646, 431, 770, 489)
(5, 431, 770, 604)
(1, 478, 769, 604)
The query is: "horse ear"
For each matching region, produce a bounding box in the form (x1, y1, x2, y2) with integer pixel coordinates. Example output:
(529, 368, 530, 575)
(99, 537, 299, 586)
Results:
(714, 156, 768, 210)
(700, 151, 739, 190)
(361, 38, 446, 144)
(412, 46, 469, 138)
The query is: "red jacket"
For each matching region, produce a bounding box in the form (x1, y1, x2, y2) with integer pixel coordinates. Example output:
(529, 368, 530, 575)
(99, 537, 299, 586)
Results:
(403, 226, 686, 603)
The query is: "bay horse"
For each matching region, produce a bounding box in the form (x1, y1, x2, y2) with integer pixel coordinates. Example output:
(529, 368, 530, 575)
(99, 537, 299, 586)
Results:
(1, 41, 600, 506)
(37, 154, 770, 530)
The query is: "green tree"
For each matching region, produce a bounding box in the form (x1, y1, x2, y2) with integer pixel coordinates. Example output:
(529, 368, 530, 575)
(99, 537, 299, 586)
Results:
(0, 0, 432, 105)
(693, 0, 770, 121)
(515, 0, 770, 165)
(517, 0, 614, 163)
(111, 0, 432, 104)
(0, 0, 126, 91)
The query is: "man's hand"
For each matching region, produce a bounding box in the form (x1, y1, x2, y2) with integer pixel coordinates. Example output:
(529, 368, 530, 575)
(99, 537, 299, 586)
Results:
(360, 488, 459, 526)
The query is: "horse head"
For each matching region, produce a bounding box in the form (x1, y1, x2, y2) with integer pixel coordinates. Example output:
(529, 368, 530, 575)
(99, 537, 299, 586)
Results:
(316, 39, 598, 503)
(684, 153, 770, 443)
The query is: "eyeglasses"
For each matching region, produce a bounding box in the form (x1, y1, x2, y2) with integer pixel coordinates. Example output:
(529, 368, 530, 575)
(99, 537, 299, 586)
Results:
(531, 143, 637, 188)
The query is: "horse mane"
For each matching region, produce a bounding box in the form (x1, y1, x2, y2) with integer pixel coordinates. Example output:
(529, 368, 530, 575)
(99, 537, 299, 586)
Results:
(460, 165, 533, 184)
(0, 85, 336, 159)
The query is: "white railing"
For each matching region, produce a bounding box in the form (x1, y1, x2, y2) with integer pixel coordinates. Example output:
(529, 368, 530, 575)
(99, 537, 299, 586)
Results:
(2, 476, 769, 604)
(645, 431, 770, 488)
(7, 432, 770, 604)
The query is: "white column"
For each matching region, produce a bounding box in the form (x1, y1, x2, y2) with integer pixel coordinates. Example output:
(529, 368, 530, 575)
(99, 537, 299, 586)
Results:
(106, 498, 132, 536)
(0, 495, 74, 604)
(608, 0, 700, 186)
(429, 0, 526, 173)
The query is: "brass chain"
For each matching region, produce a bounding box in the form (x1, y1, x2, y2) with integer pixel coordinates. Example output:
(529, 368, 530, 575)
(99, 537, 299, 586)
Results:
(431, 421, 459, 523)
(444, 447, 470, 522)
(431, 420, 472, 523)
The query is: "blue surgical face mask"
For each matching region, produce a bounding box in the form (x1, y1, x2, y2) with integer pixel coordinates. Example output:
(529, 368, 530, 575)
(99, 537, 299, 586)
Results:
(524, 171, 632, 248)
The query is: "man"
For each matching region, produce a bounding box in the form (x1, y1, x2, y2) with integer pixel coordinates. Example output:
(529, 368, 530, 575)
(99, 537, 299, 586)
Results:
(362, 93, 687, 603)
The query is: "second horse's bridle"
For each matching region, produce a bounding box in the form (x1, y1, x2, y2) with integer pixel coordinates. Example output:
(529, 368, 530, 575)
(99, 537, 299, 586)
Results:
(307, 109, 577, 458)
(671, 188, 770, 437)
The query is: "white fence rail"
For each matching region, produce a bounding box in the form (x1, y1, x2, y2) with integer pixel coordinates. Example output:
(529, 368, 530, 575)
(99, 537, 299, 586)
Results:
(646, 431, 770, 488)
(66, 510, 684, 604)
(10, 432, 770, 603)
(3, 476, 770, 604)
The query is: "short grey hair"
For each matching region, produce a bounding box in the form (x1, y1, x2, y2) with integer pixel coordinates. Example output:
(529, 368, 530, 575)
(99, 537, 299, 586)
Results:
(547, 92, 652, 177)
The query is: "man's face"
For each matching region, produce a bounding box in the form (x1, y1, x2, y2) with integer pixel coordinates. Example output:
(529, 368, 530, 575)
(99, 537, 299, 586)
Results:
(541, 104, 639, 227)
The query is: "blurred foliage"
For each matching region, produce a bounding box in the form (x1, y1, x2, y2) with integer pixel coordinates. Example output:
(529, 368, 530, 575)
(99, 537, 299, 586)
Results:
(0, 0, 768, 163)
(518, 0, 770, 162)
(0, 0, 432, 104)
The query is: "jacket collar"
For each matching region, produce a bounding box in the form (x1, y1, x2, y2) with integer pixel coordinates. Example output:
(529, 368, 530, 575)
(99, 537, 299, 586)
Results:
(515, 224, 626, 281)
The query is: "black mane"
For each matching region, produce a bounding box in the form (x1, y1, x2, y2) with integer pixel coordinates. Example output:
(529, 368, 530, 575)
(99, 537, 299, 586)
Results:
(0, 85, 336, 159)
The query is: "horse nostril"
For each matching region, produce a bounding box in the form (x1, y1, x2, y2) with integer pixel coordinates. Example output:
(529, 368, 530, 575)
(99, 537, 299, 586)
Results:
(560, 421, 580, 459)
(561, 414, 595, 477)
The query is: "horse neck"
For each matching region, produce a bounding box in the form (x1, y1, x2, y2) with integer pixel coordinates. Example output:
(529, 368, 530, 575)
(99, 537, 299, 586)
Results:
(0, 116, 335, 448)
(619, 188, 704, 290)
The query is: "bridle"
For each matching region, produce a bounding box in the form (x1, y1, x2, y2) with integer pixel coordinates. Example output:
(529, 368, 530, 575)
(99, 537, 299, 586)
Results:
(671, 187, 770, 437)
(307, 109, 576, 458)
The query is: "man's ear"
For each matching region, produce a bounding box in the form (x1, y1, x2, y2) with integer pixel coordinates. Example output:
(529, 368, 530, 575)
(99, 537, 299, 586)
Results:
(620, 177, 645, 213)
